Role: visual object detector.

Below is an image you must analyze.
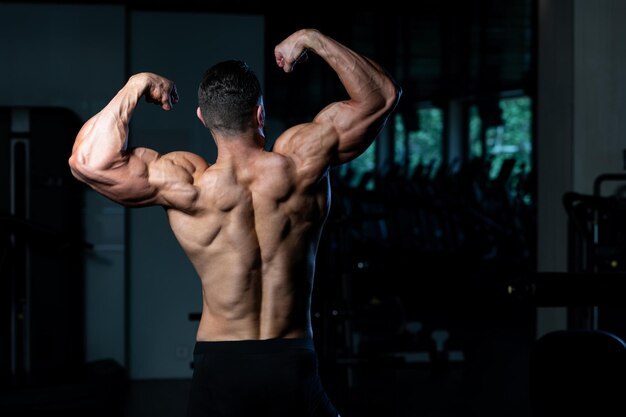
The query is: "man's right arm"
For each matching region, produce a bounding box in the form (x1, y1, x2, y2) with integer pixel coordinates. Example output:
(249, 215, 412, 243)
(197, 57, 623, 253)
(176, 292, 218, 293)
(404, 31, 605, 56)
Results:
(69, 72, 207, 211)
(273, 29, 401, 175)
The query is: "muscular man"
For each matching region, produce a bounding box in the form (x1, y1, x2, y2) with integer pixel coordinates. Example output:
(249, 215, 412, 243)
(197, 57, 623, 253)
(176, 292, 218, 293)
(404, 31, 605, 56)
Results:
(69, 28, 400, 417)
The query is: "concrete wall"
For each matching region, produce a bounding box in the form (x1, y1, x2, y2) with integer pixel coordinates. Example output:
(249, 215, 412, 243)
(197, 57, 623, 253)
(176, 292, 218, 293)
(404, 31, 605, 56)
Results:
(0, 1, 128, 368)
(0, 3, 264, 379)
(537, 0, 626, 336)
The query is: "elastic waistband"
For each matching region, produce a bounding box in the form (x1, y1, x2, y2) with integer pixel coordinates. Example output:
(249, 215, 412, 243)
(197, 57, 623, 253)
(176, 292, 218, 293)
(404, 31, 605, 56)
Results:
(193, 337, 315, 355)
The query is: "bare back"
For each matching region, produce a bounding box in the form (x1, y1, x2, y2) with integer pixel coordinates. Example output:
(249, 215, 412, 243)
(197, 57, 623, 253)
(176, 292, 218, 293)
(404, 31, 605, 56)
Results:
(69, 29, 399, 345)
(166, 150, 330, 341)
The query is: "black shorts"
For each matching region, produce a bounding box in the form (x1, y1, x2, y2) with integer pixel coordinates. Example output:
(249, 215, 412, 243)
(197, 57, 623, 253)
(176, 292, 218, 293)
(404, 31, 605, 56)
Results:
(187, 338, 339, 417)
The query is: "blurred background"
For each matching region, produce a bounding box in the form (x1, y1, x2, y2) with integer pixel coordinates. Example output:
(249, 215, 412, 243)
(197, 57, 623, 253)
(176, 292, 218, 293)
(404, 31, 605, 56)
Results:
(2, 1, 626, 416)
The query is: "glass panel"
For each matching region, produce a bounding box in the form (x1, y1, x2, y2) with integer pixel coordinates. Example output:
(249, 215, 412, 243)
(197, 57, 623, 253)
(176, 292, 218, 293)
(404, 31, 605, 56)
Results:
(339, 138, 376, 189)
(469, 105, 482, 159)
(394, 113, 406, 167)
(486, 96, 532, 179)
(407, 107, 443, 176)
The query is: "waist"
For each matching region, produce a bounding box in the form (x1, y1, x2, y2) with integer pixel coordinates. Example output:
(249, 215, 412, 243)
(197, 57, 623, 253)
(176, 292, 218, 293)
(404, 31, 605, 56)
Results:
(193, 337, 315, 355)
(196, 309, 312, 341)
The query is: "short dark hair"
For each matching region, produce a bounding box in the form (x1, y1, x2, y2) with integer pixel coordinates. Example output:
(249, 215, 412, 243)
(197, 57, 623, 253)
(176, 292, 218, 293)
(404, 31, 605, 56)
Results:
(197, 60, 262, 134)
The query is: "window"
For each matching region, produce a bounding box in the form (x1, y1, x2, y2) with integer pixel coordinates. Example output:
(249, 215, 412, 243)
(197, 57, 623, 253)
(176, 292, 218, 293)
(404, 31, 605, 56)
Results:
(469, 96, 532, 179)
(395, 106, 443, 177)
(338, 141, 376, 188)
(469, 105, 483, 159)
(467, 95, 533, 205)
(340, 104, 444, 187)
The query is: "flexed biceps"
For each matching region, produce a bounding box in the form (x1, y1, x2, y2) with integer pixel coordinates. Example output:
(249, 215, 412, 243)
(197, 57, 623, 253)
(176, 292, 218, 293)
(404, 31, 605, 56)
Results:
(70, 28, 400, 417)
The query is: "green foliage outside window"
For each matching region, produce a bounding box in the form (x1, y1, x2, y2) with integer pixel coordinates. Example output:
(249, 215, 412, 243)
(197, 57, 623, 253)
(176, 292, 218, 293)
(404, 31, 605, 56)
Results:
(469, 105, 482, 158)
(396, 108, 443, 176)
(470, 96, 532, 179)
(468, 96, 533, 204)
(339, 139, 376, 188)
(340, 96, 530, 198)
(486, 97, 532, 179)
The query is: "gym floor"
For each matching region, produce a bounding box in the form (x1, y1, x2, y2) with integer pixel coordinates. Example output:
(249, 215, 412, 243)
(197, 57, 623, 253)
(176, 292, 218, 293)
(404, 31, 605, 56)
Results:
(123, 332, 530, 417)
(0, 298, 530, 417)
(124, 379, 191, 417)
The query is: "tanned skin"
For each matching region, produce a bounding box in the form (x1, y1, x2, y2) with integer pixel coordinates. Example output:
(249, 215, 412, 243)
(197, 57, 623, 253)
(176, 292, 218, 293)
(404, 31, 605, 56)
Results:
(69, 29, 400, 342)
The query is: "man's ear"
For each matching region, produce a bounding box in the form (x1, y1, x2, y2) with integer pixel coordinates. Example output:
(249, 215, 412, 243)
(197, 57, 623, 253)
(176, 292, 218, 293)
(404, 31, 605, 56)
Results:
(196, 107, 206, 127)
(256, 105, 265, 129)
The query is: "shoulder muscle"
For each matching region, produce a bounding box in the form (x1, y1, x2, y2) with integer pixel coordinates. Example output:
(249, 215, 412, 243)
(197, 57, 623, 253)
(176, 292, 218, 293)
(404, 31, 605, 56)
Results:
(148, 151, 209, 211)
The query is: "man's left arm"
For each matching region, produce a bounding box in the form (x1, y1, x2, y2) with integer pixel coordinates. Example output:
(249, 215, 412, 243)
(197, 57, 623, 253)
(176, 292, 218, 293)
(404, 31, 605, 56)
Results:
(273, 29, 401, 174)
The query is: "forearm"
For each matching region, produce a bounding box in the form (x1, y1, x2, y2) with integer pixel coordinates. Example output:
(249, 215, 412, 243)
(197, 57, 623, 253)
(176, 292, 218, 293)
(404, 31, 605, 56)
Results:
(302, 29, 396, 108)
(70, 75, 146, 175)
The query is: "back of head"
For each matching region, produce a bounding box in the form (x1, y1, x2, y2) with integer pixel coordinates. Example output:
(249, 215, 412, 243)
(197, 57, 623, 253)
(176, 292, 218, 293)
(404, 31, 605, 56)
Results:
(198, 60, 262, 135)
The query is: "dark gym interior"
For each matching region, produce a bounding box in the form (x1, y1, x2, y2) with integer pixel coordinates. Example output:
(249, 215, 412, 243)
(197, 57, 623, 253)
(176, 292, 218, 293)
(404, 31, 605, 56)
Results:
(2, 1, 626, 416)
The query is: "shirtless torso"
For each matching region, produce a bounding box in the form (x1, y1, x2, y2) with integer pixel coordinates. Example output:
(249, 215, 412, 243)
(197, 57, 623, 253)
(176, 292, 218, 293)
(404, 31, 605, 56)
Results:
(69, 28, 400, 344)
(166, 146, 330, 341)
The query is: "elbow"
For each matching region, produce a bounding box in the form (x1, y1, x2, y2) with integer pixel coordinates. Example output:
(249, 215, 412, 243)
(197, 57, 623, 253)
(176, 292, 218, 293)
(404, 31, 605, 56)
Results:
(68, 152, 80, 175)
(68, 153, 88, 181)
(371, 77, 401, 116)
(384, 80, 402, 113)
(394, 82, 403, 107)
(68, 152, 99, 182)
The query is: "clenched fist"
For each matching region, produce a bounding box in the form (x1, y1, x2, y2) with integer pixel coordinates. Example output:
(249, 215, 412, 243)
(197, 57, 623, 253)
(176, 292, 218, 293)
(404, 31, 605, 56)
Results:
(130, 72, 179, 111)
(274, 29, 319, 73)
